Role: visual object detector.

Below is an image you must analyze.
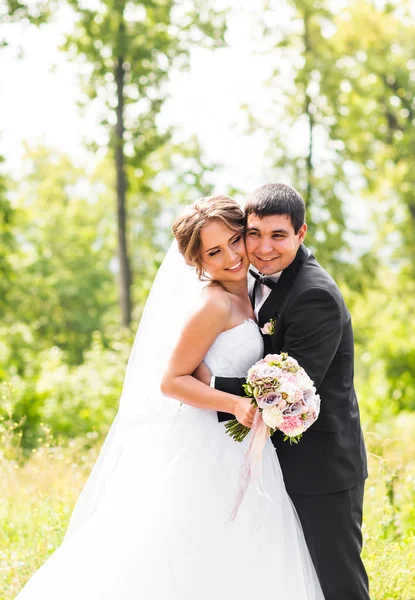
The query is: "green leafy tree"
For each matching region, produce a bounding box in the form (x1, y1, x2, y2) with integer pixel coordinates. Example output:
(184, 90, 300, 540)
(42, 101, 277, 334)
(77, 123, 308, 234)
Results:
(0, 0, 51, 46)
(0, 156, 15, 310)
(330, 0, 415, 272)
(61, 0, 226, 326)
(343, 269, 415, 421)
(0, 0, 51, 308)
(1, 142, 214, 443)
(127, 135, 215, 307)
(326, 2, 415, 409)
(9, 146, 117, 366)
(0, 168, 17, 328)
(249, 0, 351, 271)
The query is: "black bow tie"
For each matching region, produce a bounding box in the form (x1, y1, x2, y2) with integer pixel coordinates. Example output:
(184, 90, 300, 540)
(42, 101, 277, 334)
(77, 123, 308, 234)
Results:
(249, 269, 277, 289)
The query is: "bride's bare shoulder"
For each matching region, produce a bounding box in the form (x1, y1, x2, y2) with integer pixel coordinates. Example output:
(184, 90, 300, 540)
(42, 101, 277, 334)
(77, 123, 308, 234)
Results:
(200, 283, 232, 315)
(177, 283, 231, 341)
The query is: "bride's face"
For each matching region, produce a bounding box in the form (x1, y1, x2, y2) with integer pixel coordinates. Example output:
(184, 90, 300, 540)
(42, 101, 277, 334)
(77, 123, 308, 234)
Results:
(200, 219, 249, 283)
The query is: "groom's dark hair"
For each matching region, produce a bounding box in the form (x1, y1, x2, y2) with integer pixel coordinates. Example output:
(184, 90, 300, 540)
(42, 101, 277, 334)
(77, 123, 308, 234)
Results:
(245, 183, 306, 234)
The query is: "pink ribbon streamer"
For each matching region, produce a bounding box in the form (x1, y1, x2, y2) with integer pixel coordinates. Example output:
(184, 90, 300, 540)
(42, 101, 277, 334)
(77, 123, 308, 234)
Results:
(230, 409, 271, 521)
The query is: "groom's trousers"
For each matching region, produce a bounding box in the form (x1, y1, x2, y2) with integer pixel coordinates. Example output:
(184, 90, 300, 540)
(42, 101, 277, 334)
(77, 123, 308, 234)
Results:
(289, 483, 370, 600)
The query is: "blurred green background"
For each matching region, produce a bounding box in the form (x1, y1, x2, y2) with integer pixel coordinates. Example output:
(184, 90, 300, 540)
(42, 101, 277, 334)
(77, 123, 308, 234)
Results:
(0, 0, 414, 597)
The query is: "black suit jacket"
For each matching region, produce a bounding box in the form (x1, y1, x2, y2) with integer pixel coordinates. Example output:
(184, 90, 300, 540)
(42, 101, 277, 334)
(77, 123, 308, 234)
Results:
(216, 244, 368, 495)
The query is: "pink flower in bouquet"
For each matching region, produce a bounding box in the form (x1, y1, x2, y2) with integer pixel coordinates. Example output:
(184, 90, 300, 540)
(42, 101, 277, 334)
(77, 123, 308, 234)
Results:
(302, 388, 317, 406)
(293, 388, 303, 403)
(279, 372, 296, 386)
(302, 390, 321, 416)
(279, 415, 304, 437)
(257, 392, 282, 409)
(285, 356, 299, 368)
(301, 404, 319, 427)
(227, 351, 321, 517)
(264, 354, 281, 362)
(247, 371, 257, 384)
(228, 352, 320, 446)
(302, 414, 316, 429)
(256, 364, 281, 378)
(282, 400, 303, 416)
(253, 358, 268, 368)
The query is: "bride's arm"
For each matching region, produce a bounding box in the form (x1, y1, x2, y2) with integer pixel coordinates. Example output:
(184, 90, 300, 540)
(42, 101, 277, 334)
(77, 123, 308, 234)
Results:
(161, 288, 255, 427)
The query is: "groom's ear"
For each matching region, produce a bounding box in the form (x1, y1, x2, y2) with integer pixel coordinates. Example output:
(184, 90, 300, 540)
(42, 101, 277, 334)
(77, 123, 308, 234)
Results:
(298, 223, 307, 244)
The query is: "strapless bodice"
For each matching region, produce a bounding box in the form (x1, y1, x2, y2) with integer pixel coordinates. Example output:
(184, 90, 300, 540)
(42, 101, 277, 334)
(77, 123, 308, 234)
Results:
(203, 318, 263, 378)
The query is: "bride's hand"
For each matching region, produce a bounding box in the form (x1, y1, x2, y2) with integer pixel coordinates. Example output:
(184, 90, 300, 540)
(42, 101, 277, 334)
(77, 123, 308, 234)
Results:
(234, 397, 257, 429)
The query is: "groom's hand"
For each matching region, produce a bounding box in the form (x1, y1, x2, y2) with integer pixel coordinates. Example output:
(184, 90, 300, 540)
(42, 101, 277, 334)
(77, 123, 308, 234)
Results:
(192, 361, 212, 386)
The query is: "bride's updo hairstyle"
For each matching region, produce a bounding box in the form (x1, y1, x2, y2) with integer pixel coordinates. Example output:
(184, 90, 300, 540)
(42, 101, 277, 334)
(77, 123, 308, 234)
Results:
(172, 195, 245, 280)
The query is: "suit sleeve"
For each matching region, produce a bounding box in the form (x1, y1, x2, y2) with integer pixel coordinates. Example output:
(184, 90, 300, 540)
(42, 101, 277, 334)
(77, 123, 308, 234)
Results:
(214, 376, 246, 422)
(282, 287, 342, 389)
(214, 376, 245, 397)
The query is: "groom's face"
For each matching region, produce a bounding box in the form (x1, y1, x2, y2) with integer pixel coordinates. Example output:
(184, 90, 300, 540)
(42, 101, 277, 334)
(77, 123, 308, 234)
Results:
(245, 213, 307, 275)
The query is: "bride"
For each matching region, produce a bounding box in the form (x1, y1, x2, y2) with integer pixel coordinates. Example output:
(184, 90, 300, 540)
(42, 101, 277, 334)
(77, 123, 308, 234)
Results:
(15, 195, 323, 599)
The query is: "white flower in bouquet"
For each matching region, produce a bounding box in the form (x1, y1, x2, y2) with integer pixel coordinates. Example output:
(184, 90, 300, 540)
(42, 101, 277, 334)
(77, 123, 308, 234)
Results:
(279, 381, 298, 403)
(262, 406, 284, 429)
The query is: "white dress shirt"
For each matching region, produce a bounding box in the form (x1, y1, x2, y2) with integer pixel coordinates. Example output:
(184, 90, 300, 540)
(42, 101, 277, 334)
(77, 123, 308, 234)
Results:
(252, 270, 282, 321)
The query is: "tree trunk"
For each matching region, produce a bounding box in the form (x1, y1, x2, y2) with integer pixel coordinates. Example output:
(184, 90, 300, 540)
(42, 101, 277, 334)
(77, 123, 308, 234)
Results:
(303, 10, 314, 210)
(115, 50, 132, 327)
(305, 93, 314, 208)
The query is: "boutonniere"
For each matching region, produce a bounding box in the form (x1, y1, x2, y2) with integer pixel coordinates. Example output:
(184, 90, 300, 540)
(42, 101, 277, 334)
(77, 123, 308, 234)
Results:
(261, 317, 276, 335)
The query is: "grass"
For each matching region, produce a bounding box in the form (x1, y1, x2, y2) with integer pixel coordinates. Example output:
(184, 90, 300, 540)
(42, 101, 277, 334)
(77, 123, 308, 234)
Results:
(1, 410, 414, 599)
(360, 414, 415, 599)
(0, 410, 99, 599)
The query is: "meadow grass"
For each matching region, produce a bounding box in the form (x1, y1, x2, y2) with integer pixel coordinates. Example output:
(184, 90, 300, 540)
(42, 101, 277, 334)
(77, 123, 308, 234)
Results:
(1, 412, 414, 599)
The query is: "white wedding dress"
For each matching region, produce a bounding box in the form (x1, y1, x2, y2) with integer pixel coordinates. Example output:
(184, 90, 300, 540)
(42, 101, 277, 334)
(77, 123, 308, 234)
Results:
(16, 318, 323, 599)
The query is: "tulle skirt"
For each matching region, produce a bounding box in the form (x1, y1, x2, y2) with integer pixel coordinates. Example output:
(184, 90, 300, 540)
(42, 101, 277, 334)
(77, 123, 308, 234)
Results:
(16, 405, 323, 599)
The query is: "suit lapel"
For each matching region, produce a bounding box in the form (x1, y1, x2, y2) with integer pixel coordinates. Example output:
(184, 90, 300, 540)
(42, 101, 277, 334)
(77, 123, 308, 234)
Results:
(258, 244, 310, 327)
(248, 273, 257, 309)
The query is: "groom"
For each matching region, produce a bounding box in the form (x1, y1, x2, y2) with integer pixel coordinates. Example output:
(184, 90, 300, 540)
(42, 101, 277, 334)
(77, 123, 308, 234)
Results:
(196, 183, 369, 599)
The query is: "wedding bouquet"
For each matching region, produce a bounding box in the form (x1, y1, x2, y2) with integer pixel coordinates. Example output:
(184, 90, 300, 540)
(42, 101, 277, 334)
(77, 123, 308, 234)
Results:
(225, 352, 321, 444)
